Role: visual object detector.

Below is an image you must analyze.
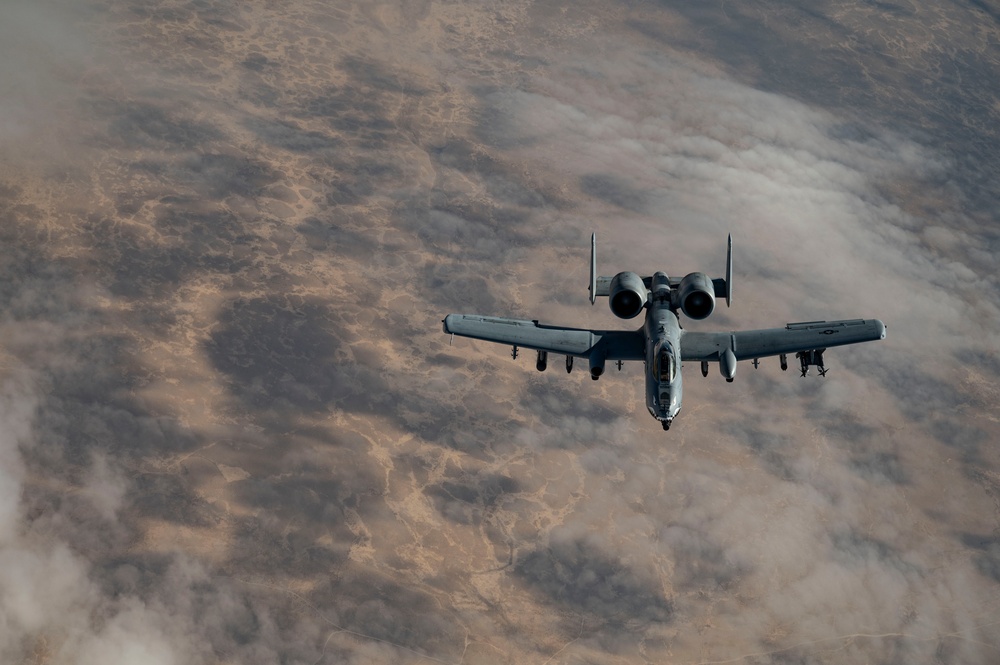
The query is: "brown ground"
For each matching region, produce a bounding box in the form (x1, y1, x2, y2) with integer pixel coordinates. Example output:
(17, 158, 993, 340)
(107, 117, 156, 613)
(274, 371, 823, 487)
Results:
(1, 1, 999, 663)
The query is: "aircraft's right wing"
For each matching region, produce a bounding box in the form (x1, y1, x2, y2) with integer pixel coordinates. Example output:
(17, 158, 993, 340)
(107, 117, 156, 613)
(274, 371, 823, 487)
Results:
(680, 319, 886, 361)
(443, 314, 645, 361)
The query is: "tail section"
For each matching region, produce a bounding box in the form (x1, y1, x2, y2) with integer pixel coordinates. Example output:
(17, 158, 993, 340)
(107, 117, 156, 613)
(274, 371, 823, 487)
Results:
(708, 234, 733, 308)
(588, 232, 732, 311)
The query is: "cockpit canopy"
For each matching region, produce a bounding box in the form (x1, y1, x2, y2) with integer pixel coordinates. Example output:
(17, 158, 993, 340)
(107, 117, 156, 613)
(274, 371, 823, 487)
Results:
(655, 343, 676, 383)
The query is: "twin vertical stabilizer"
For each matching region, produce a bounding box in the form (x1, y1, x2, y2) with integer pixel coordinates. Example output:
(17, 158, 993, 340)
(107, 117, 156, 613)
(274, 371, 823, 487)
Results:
(589, 232, 733, 310)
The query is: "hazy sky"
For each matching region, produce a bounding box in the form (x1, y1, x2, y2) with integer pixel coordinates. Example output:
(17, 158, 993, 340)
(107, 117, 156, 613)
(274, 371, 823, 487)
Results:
(0, 1, 998, 663)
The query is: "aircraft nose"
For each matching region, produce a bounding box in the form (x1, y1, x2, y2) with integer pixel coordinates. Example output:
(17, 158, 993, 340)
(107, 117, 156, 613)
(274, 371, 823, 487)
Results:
(658, 390, 674, 413)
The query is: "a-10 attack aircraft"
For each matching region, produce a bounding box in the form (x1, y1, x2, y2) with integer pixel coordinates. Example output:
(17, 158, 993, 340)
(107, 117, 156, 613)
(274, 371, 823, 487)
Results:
(442, 234, 886, 430)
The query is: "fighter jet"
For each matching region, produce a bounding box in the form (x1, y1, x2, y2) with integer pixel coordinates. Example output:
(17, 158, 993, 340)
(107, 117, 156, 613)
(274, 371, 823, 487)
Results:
(442, 234, 885, 430)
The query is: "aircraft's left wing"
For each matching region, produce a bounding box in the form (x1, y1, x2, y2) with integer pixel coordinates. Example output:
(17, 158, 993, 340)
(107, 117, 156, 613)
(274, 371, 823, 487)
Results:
(681, 318, 886, 361)
(443, 314, 645, 360)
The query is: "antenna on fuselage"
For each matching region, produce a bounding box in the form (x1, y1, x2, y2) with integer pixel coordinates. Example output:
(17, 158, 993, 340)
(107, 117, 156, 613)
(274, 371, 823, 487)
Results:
(589, 233, 597, 305)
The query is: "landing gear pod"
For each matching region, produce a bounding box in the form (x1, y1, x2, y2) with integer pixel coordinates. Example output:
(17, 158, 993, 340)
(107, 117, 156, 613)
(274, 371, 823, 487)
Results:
(720, 348, 737, 382)
(536, 350, 547, 372)
(590, 351, 606, 381)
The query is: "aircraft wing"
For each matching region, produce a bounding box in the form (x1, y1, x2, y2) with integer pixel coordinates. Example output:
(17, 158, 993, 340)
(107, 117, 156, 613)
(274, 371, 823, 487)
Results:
(680, 319, 886, 361)
(443, 314, 645, 360)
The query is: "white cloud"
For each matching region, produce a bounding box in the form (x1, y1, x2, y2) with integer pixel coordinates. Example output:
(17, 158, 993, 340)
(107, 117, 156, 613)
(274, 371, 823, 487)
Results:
(492, 46, 998, 355)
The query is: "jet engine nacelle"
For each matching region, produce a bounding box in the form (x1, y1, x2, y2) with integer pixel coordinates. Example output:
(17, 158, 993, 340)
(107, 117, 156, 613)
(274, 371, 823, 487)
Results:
(608, 271, 646, 319)
(677, 272, 716, 320)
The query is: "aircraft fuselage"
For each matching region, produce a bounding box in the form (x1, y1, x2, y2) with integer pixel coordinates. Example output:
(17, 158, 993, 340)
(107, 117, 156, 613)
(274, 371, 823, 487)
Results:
(644, 272, 683, 429)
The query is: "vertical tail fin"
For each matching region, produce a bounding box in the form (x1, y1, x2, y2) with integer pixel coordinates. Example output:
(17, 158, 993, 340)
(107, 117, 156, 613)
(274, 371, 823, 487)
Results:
(589, 233, 597, 305)
(725, 234, 733, 308)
